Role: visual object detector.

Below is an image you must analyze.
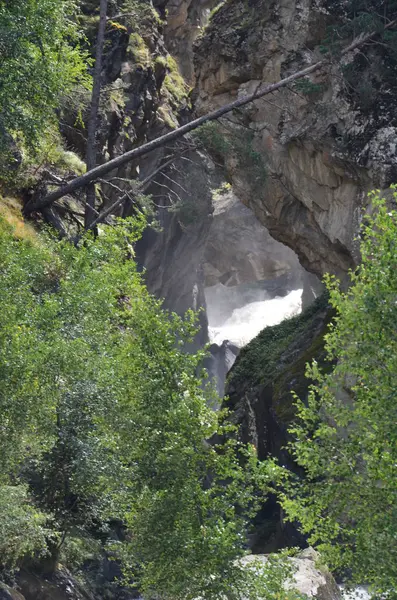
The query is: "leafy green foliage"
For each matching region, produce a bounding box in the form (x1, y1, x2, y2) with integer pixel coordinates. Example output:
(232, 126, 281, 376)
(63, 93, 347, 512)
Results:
(293, 80, 326, 98)
(320, 1, 397, 55)
(163, 55, 190, 105)
(0, 214, 292, 598)
(0, 0, 89, 158)
(0, 486, 52, 570)
(241, 553, 309, 600)
(281, 189, 397, 596)
(316, 1, 397, 112)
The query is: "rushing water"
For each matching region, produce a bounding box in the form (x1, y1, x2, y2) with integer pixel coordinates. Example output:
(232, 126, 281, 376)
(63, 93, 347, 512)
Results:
(340, 587, 371, 600)
(208, 288, 303, 347)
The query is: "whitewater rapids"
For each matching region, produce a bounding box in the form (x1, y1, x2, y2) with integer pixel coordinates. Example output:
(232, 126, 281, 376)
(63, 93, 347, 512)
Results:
(208, 288, 303, 347)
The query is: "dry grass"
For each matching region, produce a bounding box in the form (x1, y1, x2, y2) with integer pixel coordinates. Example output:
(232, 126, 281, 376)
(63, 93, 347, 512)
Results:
(0, 195, 38, 243)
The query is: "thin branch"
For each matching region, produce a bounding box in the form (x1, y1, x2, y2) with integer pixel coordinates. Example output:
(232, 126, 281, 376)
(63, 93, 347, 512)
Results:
(106, 12, 136, 21)
(77, 155, 181, 238)
(53, 204, 86, 218)
(140, 155, 182, 191)
(151, 180, 184, 204)
(79, 194, 131, 237)
(158, 172, 188, 195)
(98, 178, 131, 196)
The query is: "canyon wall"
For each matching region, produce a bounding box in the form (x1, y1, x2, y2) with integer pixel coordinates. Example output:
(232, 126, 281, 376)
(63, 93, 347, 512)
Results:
(194, 0, 397, 279)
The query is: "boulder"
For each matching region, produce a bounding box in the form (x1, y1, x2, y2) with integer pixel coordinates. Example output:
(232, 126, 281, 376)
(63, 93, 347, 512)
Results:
(0, 583, 25, 600)
(241, 548, 341, 600)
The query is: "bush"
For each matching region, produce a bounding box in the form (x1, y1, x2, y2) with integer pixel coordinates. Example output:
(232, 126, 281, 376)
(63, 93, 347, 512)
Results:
(281, 188, 397, 596)
(193, 122, 267, 194)
(0, 214, 287, 598)
(0, 486, 51, 570)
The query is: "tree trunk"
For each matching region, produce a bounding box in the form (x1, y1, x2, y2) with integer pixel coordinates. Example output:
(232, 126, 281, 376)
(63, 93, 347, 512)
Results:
(84, 0, 108, 229)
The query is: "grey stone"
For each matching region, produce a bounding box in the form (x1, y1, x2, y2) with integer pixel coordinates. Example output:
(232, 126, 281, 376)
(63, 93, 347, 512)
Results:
(240, 549, 341, 600)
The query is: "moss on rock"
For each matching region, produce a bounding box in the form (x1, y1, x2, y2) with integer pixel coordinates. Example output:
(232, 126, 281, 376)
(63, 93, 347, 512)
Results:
(224, 294, 333, 551)
(227, 293, 331, 394)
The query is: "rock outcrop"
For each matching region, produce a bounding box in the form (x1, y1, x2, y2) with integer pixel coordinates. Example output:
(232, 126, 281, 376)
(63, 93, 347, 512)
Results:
(204, 339, 240, 398)
(53, 0, 222, 347)
(241, 548, 341, 600)
(0, 584, 24, 600)
(154, 0, 218, 83)
(194, 0, 397, 279)
(225, 294, 331, 550)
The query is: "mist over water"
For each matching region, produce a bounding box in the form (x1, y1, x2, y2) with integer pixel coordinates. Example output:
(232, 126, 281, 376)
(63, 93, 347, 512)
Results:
(207, 288, 303, 347)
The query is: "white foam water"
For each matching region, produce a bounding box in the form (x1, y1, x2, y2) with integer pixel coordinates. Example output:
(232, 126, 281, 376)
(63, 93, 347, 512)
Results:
(340, 586, 371, 600)
(208, 288, 303, 347)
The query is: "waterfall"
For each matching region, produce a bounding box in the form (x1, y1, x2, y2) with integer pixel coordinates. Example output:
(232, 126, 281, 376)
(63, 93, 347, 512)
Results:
(206, 286, 303, 348)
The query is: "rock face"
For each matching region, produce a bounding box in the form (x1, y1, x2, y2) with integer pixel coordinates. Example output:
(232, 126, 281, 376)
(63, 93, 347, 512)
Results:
(54, 0, 222, 347)
(135, 148, 219, 349)
(203, 189, 303, 288)
(16, 569, 92, 600)
(289, 548, 341, 600)
(241, 548, 341, 600)
(154, 0, 218, 83)
(204, 340, 240, 398)
(194, 0, 397, 279)
(0, 583, 25, 600)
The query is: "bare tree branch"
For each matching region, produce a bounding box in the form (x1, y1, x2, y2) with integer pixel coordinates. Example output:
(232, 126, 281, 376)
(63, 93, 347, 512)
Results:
(79, 154, 181, 237)
(106, 13, 136, 21)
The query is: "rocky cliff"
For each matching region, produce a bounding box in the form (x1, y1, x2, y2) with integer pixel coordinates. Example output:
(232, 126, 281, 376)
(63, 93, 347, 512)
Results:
(47, 0, 220, 348)
(30, 0, 332, 352)
(194, 0, 397, 279)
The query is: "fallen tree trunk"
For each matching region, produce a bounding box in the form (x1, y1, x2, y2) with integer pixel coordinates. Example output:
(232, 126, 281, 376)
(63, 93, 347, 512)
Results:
(25, 21, 396, 215)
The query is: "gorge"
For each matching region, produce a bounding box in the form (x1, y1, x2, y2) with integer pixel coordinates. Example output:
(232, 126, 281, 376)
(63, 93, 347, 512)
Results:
(0, 0, 397, 598)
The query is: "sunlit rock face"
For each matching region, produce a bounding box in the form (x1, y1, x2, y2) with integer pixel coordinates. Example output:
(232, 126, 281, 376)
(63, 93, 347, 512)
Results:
(154, 0, 218, 83)
(194, 0, 397, 280)
(241, 548, 341, 600)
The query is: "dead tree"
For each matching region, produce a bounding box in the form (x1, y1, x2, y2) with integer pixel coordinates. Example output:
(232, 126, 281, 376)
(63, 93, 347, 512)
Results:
(84, 0, 109, 229)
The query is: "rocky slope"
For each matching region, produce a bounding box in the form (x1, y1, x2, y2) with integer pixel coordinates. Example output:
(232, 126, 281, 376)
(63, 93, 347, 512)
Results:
(194, 0, 397, 280)
(44, 0, 221, 348)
